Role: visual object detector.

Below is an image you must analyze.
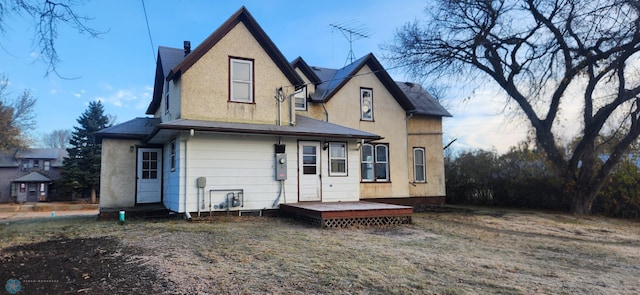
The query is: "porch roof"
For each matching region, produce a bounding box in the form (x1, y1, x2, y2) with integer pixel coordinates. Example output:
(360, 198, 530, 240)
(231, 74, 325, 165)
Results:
(95, 117, 161, 142)
(14, 171, 52, 182)
(146, 115, 382, 143)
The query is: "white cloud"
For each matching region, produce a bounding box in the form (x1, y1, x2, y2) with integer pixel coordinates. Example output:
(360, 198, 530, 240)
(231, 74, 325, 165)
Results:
(92, 86, 152, 110)
(72, 90, 86, 98)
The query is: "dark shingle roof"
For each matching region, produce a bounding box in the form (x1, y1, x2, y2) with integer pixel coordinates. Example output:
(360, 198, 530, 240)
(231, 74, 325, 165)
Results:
(95, 117, 161, 142)
(396, 82, 452, 117)
(158, 46, 185, 78)
(147, 115, 381, 142)
(14, 171, 52, 182)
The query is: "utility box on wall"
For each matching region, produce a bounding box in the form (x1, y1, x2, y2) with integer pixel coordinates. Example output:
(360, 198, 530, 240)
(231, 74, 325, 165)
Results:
(275, 144, 287, 180)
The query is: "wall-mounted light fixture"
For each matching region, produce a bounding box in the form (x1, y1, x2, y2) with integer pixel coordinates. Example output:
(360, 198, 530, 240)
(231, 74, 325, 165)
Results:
(323, 141, 329, 150)
(130, 145, 135, 152)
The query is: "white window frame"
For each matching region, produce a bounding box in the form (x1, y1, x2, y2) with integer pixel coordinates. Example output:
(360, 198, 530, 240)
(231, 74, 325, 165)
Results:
(294, 86, 307, 110)
(361, 143, 389, 182)
(329, 142, 347, 176)
(44, 160, 51, 171)
(413, 148, 426, 183)
(230, 57, 254, 103)
(360, 88, 373, 121)
(164, 81, 170, 114)
(170, 139, 176, 172)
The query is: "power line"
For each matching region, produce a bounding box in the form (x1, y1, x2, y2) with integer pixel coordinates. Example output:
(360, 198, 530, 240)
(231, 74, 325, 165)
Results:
(141, 0, 156, 63)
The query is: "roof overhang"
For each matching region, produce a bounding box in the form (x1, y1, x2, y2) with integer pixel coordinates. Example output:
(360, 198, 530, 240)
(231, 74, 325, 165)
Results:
(145, 115, 382, 144)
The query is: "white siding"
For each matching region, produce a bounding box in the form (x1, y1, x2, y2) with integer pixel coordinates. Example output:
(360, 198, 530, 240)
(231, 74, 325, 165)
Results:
(163, 133, 362, 213)
(319, 141, 360, 202)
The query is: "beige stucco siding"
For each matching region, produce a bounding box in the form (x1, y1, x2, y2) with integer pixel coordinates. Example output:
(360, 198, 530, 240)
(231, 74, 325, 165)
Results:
(180, 22, 295, 125)
(407, 117, 446, 197)
(320, 65, 410, 199)
(99, 139, 139, 208)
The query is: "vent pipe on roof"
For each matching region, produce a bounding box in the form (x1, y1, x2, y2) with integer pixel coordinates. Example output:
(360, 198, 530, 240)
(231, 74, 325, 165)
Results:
(184, 40, 191, 56)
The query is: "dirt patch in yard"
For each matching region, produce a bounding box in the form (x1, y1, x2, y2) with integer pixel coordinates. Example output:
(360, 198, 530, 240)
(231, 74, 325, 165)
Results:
(1, 209, 640, 294)
(0, 237, 172, 294)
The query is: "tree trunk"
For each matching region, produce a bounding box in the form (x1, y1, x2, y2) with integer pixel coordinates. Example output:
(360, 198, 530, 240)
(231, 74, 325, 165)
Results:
(90, 185, 97, 204)
(568, 183, 601, 215)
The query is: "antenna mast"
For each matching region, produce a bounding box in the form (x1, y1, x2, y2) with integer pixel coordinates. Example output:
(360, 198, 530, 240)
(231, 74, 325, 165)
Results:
(330, 21, 371, 65)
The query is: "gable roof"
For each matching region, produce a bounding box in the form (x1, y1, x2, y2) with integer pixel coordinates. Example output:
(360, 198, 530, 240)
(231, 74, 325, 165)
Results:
(166, 6, 303, 87)
(396, 82, 452, 117)
(291, 57, 321, 85)
(95, 117, 161, 142)
(146, 115, 382, 144)
(147, 46, 186, 114)
(0, 149, 68, 168)
(309, 53, 414, 111)
(14, 171, 52, 182)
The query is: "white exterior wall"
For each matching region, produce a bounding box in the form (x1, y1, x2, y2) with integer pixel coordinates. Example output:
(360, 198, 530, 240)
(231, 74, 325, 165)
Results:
(161, 133, 362, 213)
(318, 140, 360, 202)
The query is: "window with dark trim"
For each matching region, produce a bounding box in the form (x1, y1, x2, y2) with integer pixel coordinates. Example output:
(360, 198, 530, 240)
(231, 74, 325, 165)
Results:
(329, 142, 347, 176)
(230, 57, 254, 103)
(360, 88, 373, 121)
(361, 143, 389, 182)
(44, 160, 51, 171)
(170, 139, 176, 172)
(33, 160, 39, 168)
(413, 148, 426, 182)
(19, 183, 26, 193)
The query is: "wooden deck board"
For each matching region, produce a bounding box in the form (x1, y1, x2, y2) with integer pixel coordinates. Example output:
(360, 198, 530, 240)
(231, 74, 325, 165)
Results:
(280, 201, 413, 227)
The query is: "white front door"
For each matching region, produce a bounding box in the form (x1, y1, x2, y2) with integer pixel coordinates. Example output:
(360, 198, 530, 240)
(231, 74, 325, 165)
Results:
(298, 141, 321, 202)
(137, 148, 162, 204)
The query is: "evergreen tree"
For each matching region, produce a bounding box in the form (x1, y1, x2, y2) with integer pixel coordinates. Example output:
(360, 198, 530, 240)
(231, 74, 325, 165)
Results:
(62, 101, 110, 203)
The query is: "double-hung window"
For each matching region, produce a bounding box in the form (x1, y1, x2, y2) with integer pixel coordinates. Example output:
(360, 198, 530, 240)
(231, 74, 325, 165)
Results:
(230, 57, 254, 103)
(294, 86, 307, 110)
(360, 88, 373, 121)
(361, 143, 389, 182)
(413, 148, 426, 182)
(329, 142, 347, 176)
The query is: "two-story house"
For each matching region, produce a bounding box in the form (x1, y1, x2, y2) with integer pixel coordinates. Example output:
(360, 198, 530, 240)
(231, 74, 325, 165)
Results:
(96, 7, 450, 216)
(0, 148, 68, 203)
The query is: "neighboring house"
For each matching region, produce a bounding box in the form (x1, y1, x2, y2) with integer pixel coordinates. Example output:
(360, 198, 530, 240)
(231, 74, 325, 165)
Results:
(0, 148, 68, 203)
(96, 7, 451, 215)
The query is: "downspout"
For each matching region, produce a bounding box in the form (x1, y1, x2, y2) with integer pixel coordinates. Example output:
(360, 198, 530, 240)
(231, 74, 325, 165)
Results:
(322, 101, 329, 122)
(288, 92, 295, 126)
(406, 111, 415, 186)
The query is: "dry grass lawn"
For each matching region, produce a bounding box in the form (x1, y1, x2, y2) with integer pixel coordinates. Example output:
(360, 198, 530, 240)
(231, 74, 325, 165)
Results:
(1, 207, 639, 294)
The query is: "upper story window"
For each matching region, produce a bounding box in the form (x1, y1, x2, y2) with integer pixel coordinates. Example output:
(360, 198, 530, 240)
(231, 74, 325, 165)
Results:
(329, 142, 347, 176)
(361, 88, 373, 121)
(295, 86, 307, 110)
(44, 161, 51, 171)
(361, 143, 389, 182)
(164, 81, 170, 114)
(230, 57, 254, 103)
(33, 160, 39, 168)
(413, 148, 426, 182)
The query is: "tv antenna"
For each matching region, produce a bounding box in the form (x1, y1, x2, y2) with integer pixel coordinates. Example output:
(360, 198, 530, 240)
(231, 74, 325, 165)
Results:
(330, 21, 371, 65)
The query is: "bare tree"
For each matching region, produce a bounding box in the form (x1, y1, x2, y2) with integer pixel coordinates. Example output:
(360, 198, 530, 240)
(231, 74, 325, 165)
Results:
(41, 129, 72, 149)
(0, 75, 37, 151)
(0, 0, 102, 76)
(386, 0, 640, 214)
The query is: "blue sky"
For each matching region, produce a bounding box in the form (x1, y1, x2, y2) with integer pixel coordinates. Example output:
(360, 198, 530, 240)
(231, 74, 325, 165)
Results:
(0, 0, 528, 153)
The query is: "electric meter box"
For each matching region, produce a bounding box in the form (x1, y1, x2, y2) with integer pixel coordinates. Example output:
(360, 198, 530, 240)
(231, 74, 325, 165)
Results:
(275, 144, 287, 180)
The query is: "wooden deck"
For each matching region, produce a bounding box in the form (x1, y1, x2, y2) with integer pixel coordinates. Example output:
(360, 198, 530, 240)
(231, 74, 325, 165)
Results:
(280, 201, 412, 227)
